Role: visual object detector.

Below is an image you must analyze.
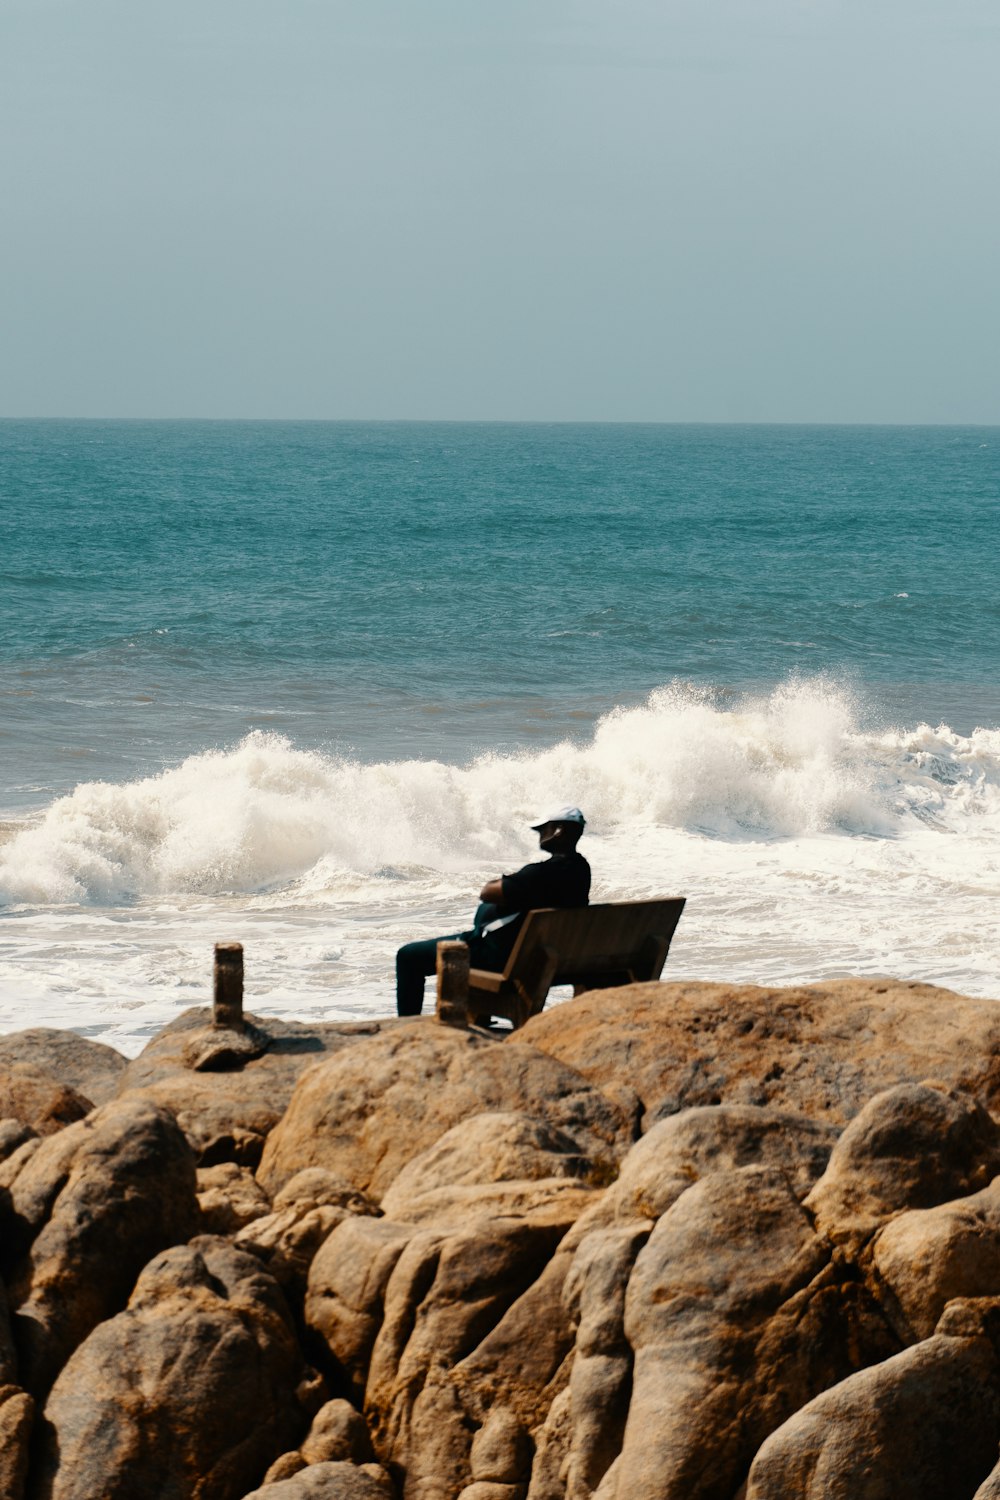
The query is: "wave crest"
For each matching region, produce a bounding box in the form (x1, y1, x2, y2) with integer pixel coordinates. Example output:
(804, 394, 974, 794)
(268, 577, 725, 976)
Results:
(2, 680, 998, 905)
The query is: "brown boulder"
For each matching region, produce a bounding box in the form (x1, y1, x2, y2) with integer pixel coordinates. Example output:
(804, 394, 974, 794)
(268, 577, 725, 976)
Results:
(519, 979, 1000, 1130)
(0, 1383, 34, 1500)
(606, 1103, 837, 1224)
(0, 1066, 91, 1137)
(561, 1223, 652, 1498)
(745, 1299, 1000, 1499)
(609, 1165, 897, 1500)
(305, 1215, 417, 1404)
(804, 1080, 1000, 1253)
(0, 1028, 126, 1106)
(198, 1162, 272, 1235)
(259, 1023, 633, 1200)
(32, 1238, 305, 1500)
(114, 1008, 401, 1162)
(872, 1176, 1000, 1342)
(377, 1113, 600, 1227)
(239, 1462, 394, 1498)
(300, 1398, 375, 1466)
(4, 1094, 199, 1397)
(0, 1120, 37, 1165)
(380, 1111, 598, 1223)
(236, 1170, 381, 1295)
(365, 1211, 577, 1498)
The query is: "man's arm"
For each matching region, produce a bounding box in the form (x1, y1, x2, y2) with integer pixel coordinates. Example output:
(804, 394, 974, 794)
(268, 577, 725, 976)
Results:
(479, 877, 505, 906)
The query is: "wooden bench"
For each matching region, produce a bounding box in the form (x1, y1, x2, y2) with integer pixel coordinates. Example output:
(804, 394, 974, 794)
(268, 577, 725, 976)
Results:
(435, 897, 686, 1031)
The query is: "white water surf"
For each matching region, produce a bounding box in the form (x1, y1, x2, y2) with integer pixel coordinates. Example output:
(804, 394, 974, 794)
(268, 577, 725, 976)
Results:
(2, 680, 998, 1055)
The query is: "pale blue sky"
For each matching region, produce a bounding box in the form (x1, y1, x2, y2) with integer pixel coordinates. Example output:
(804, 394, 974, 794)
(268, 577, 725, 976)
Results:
(1, 0, 998, 420)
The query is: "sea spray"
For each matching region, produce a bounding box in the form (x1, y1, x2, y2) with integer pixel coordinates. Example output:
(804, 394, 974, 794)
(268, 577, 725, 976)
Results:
(2, 680, 998, 908)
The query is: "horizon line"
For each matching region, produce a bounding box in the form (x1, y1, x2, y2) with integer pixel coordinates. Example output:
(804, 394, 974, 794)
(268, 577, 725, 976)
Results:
(2, 416, 998, 429)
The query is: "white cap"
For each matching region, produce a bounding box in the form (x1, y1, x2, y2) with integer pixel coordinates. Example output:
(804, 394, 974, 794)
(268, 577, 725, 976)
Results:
(530, 806, 586, 831)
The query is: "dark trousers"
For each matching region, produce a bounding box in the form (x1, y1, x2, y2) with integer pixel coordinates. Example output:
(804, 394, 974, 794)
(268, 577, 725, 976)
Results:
(395, 914, 518, 1016)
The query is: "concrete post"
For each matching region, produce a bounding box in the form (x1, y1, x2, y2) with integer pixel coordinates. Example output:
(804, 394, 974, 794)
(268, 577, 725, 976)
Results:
(213, 942, 244, 1030)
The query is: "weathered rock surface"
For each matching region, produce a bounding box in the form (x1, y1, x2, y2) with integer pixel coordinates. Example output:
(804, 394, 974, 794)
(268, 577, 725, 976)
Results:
(608, 1165, 897, 1500)
(0, 1120, 37, 1165)
(605, 1103, 838, 1223)
(8, 981, 1000, 1499)
(380, 1111, 599, 1222)
(236, 1169, 381, 1293)
(0, 1382, 34, 1500)
(520, 978, 1000, 1129)
(0, 1066, 91, 1137)
(240, 1461, 395, 1498)
(32, 1238, 305, 1500)
(198, 1161, 272, 1235)
(872, 1175, 1000, 1342)
(377, 1110, 605, 1233)
(300, 1398, 376, 1465)
(745, 1298, 1000, 1499)
(114, 1008, 402, 1162)
(3, 1094, 199, 1397)
(0, 1027, 126, 1107)
(256, 1396, 377, 1481)
(259, 1022, 634, 1199)
(804, 1080, 1000, 1252)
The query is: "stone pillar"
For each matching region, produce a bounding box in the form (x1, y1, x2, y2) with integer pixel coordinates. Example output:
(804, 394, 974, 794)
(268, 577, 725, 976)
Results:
(435, 940, 470, 1028)
(213, 942, 244, 1030)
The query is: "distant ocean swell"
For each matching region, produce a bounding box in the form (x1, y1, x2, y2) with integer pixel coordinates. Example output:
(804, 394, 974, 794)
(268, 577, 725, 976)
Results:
(3, 680, 998, 909)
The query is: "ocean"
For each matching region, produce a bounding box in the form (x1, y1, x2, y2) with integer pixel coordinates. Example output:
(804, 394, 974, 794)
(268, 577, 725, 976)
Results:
(1, 419, 998, 1055)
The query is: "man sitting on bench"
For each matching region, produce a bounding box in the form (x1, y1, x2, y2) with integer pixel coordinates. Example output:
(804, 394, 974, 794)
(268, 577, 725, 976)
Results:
(395, 806, 591, 1017)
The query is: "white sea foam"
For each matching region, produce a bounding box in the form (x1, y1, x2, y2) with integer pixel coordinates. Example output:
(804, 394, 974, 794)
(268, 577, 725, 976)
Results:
(1, 680, 998, 1053)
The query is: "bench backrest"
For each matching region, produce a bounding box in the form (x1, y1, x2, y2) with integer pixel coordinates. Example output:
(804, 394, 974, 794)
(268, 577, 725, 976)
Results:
(502, 897, 686, 985)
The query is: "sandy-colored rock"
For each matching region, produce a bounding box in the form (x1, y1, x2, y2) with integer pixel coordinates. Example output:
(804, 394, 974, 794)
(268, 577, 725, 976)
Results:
(872, 1176, 1000, 1341)
(262, 1452, 309, 1483)
(607, 1103, 837, 1223)
(376, 1110, 602, 1231)
(300, 1397, 375, 1465)
(0, 1383, 34, 1500)
(115, 1008, 400, 1162)
(562, 1223, 651, 1499)
(5, 1094, 199, 1397)
(198, 1161, 272, 1235)
(525, 1387, 573, 1500)
(240, 1462, 394, 1498)
(0, 1066, 91, 1137)
(470, 1407, 532, 1481)
(608, 1164, 898, 1500)
(0, 1028, 126, 1107)
(366, 1205, 581, 1499)
(520, 979, 1000, 1130)
(237, 1170, 380, 1293)
(458, 1486, 525, 1500)
(259, 1023, 633, 1200)
(306, 1215, 417, 1403)
(381, 1112, 597, 1221)
(0, 1119, 37, 1165)
(385, 1178, 598, 1231)
(745, 1298, 1000, 1499)
(33, 1237, 305, 1500)
(805, 1081, 1000, 1252)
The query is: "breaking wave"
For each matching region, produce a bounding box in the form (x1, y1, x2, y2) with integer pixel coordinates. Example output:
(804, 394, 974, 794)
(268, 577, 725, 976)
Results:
(2, 679, 999, 905)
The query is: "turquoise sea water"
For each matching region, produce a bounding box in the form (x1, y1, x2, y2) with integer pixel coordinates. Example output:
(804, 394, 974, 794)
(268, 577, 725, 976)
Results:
(3, 420, 998, 800)
(1, 420, 998, 1049)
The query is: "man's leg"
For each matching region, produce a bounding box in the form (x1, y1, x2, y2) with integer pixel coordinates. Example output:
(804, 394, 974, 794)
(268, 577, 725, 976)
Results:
(396, 935, 460, 1016)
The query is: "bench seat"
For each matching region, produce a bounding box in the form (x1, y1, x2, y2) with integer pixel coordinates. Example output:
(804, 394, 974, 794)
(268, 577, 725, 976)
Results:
(437, 897, 686, 1030)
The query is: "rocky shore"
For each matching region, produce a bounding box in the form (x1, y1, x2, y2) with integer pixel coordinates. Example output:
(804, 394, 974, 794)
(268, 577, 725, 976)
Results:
(5, 977, 1000, 1498)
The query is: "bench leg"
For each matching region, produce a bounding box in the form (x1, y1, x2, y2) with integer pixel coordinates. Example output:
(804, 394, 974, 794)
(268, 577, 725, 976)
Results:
(435, 941, 470, 1028)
